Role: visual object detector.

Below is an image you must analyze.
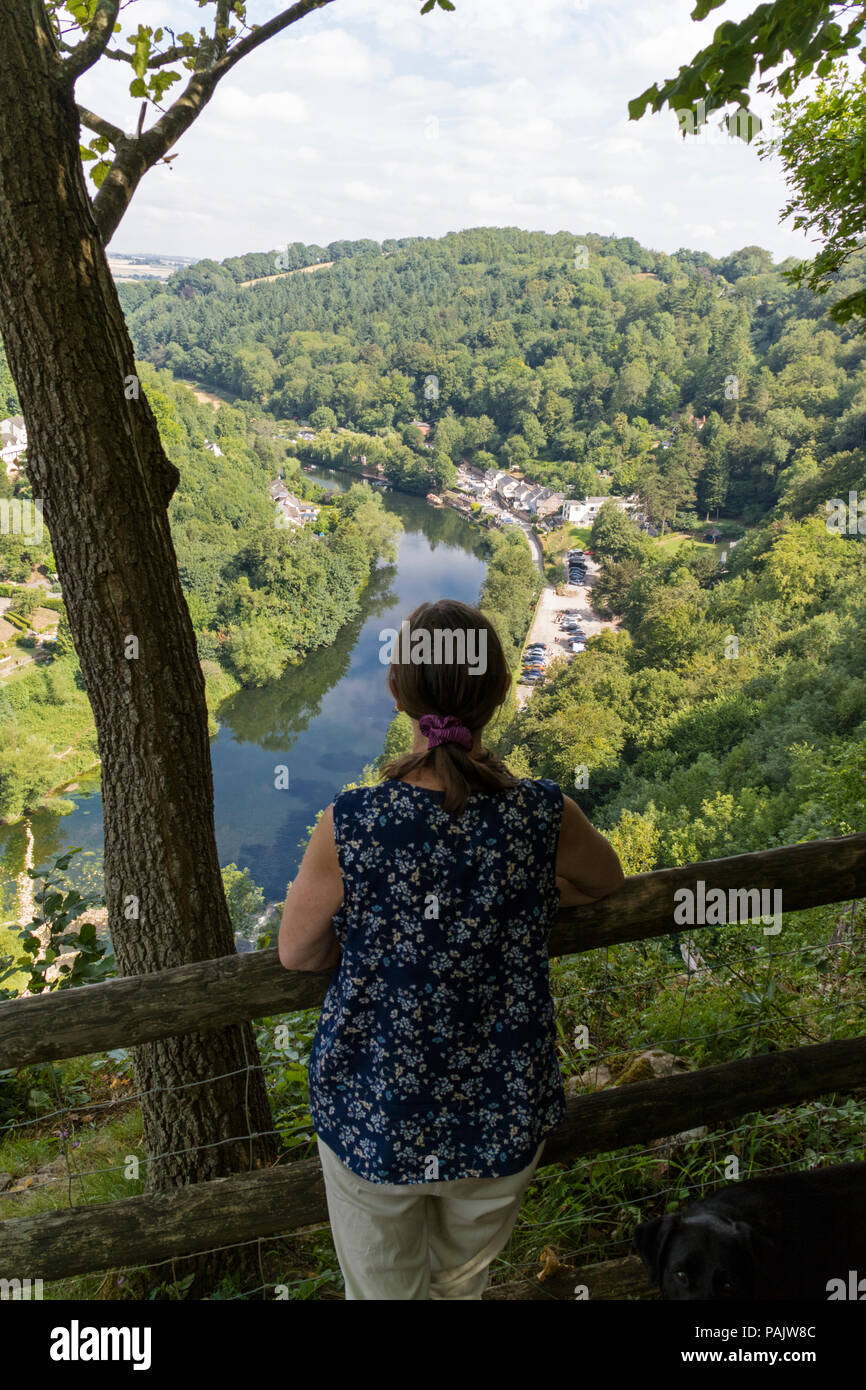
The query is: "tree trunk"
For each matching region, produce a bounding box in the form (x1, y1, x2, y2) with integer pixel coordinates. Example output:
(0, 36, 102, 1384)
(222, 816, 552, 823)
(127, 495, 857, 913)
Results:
(0, 0, 276, 1286)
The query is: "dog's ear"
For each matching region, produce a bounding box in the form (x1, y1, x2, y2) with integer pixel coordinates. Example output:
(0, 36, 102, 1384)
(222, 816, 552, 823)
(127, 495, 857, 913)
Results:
(633, 1213, 680, 1286)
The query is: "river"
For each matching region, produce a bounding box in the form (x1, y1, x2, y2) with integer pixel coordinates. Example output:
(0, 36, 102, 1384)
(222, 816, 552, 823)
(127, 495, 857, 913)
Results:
(0, 467, 490, 929)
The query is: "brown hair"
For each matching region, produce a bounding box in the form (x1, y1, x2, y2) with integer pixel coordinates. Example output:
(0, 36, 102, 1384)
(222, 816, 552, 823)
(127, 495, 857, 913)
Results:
(380, 598, 520, 816)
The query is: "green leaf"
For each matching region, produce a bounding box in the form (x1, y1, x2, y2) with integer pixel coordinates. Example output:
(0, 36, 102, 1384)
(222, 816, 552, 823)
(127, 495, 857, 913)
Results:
(128, 26, 153, 79)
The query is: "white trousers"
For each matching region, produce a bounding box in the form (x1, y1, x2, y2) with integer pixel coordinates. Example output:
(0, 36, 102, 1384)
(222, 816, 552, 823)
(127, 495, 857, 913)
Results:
(317, 1136, 546, 1300)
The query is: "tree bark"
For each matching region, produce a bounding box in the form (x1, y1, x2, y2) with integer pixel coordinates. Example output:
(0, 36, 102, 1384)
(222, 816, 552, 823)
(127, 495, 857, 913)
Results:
(0, 0, 277, 1271)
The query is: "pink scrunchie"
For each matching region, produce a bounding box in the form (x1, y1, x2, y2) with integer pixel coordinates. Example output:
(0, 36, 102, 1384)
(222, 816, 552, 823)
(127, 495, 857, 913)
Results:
(419, 713, 473, 750)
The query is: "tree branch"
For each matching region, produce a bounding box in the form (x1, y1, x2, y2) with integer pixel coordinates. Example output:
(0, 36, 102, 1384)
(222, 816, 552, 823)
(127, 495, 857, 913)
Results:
(62, 1, 121, 82)
(88, 0, 338, 244)
(210, 0, 337, 81)
(100, 44, 198, 69)
(77, 105, 127, 150)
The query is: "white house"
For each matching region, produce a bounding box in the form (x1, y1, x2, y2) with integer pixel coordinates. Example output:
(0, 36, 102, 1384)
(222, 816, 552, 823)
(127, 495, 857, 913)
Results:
(495, 476, 521, 501)
(269, 478, 319, 527)
(561, 494, 641, 527)
(511, 483, 534, 509)
(1, 416, 27, 476)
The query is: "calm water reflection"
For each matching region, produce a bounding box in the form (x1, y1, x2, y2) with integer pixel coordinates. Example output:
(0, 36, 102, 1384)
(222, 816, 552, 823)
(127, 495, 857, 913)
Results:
(0, 469, 488, 910)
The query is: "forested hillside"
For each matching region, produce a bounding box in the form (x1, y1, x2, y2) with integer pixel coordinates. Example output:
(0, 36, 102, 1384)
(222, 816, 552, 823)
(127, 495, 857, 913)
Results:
(494, 506, 866, 871)
(0, 366, 401, 822)
(122, 227, 866, 527)
(3, 225, 865, 856)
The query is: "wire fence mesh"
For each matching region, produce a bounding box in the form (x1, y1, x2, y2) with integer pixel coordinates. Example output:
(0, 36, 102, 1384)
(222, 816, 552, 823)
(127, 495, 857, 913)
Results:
(1, 894, 864, 1300)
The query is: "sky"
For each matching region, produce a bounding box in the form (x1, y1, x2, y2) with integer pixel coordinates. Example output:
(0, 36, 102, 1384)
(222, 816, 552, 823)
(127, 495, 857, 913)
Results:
(76, 0, 817, 266)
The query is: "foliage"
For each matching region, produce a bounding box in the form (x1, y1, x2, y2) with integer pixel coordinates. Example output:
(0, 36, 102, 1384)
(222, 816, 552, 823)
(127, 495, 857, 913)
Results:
(0, 849, 113, 1000)
(767, 68, 866, 323)
(221, 862, 265, 943)
(98, 225, 866, 539)
(629, 0, 866, 329)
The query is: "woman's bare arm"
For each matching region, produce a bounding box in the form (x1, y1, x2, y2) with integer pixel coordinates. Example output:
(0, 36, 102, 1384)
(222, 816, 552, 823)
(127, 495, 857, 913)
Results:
(555, 794, 625, 903)
(278, 805, 344, 972)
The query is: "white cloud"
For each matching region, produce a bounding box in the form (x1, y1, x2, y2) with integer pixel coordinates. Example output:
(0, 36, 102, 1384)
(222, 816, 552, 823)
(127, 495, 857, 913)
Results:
(344, 180, 385, 204)
(275, 28, 391, 83)
(83, 0, 813, 264)
(210, 88, 309, 127)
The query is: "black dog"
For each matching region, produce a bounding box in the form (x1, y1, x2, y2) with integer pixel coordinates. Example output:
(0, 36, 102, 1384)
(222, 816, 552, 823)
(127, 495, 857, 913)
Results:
(633, 1161, 866, 1300)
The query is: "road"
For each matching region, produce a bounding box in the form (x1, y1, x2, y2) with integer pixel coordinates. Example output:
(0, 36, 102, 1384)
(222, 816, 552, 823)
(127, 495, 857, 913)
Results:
(515, 555, 617, 708)
(519, 522, 543, 573)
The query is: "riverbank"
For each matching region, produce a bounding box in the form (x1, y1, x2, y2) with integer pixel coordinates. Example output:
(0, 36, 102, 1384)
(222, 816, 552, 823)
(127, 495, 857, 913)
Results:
(1, 469, 492, 914)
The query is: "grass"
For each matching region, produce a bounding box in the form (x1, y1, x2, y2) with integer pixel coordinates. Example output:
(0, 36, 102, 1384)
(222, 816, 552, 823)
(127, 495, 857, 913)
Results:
(0, 657, 100, 823)
(651, 529, 726, 560)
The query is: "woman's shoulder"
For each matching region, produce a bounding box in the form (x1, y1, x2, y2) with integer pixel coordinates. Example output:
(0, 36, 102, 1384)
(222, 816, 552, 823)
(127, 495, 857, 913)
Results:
(332, 776, 563, 817)
(516, 776, 563, 811)
(333, 779, 419, 816)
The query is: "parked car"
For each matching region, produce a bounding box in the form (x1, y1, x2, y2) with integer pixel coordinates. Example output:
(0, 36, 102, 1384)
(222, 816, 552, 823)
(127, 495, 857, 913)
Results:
(571, 641, 586, 653)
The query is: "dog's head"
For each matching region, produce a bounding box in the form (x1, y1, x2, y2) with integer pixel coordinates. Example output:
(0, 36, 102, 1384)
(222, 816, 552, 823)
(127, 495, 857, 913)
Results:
(633, 1210, 764, 1299)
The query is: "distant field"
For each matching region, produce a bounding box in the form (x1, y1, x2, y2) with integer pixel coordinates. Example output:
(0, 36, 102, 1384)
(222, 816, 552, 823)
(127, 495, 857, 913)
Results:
(239, 260, 335, 288)
(174, 378, 237, 409)
(108, 256, 193, 282)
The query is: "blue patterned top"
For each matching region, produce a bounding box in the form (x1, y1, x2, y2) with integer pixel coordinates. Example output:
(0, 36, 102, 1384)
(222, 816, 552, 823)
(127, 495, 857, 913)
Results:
(308, 776, 567, 1184)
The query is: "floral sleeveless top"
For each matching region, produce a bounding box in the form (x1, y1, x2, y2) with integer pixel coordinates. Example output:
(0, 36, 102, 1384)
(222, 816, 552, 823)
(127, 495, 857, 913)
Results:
(308, 776, 567, 1184)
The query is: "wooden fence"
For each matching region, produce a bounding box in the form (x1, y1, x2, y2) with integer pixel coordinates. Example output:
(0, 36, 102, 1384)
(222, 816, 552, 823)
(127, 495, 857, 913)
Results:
(1, 830, 864, 1288)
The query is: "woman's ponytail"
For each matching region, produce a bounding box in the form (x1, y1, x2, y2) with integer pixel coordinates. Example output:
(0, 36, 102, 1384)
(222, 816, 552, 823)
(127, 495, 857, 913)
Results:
(380, 599, 520, 816)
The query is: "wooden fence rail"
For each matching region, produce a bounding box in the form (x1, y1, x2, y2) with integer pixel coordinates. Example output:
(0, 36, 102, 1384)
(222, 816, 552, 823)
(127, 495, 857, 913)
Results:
(1, 831, 864, 1287)
(1, 831, 864, 1070)
(2, 1034, 865, 1282)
